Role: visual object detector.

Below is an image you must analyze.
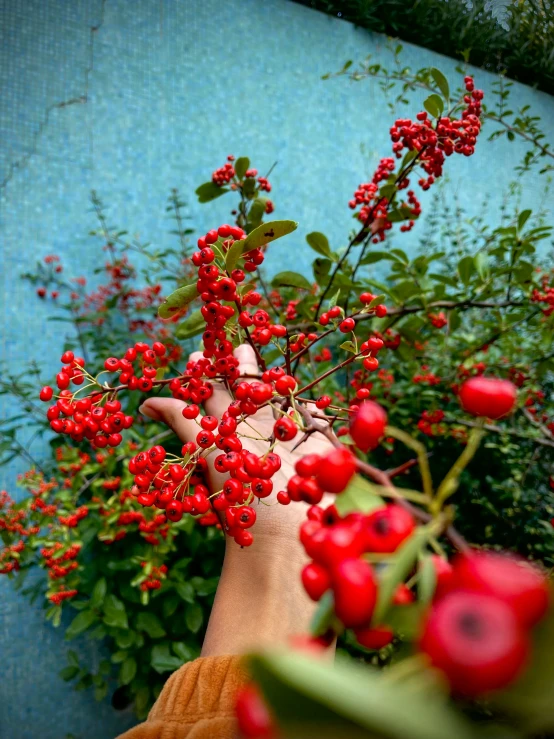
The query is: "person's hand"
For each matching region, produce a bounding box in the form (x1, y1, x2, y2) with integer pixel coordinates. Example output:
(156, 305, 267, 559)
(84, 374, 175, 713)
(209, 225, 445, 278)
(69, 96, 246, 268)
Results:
(139, 343, 334, 550)
(139, 343, 336, 654)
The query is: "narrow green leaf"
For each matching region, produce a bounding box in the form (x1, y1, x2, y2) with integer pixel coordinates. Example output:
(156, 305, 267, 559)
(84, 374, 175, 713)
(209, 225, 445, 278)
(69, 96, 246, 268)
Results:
(158, 283, 199, 319)
(195, 182, 228, 203)
(271, 271, 312, 290)
(517, 209, 532, 232)
(234, 156, 250, 180)
(90, 578, 107, 609)
(66, 610, 97, 640)
(103, 595, 128, 630)
(457, 255, 474, 285)
(418, 555, 437, 605)
(225, 238, 246, 273)
(430, 68, 450, 100)
(151, 644, 184, 674)
(119, 657, 137, 685)
(185, 603, 203, 633)
(374, 527, 429, 624)
(243, 220, 298, 251)
(175, 309, 205, 340)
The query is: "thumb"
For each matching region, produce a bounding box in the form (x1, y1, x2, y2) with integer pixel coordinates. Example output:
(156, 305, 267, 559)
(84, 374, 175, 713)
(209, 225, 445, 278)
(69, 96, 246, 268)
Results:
(139, 397, 199, 444)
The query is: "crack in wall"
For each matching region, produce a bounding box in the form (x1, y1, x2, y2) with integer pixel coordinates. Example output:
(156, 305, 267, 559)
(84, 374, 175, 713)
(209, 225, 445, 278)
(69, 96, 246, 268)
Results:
(0, 0, 107, 193)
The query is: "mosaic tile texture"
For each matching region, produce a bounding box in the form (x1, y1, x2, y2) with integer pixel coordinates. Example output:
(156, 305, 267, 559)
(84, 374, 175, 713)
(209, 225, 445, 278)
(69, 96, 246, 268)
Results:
(1, 0, 553, 736)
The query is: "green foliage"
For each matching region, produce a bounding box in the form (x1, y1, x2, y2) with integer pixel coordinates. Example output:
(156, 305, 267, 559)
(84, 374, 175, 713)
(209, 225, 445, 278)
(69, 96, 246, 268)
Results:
(293, 0, 554, 94)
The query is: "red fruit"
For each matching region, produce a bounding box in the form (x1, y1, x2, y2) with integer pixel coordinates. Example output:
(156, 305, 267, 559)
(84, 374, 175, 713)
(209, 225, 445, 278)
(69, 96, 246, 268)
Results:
(276, 491, 290, 505)
(354, 625, 394, 650)
(339, 317, 356, 333)
(450, 551, 550, 628)
(166, 500, 184, 522)
(316, 447, 356, 494)
(295, 453, 321, 478)
(234, 529, 254, 547)
(315, 395, 331, 410)
(365, 505, 415, 553)
(39, 386, 53, 402)
(333, 558, 378, 628)
(235, 683, 275, 739)
(301, 562, 331, 601)
(349, 400, 387, 452)
(236, 506, 256, 529)
(459, 377, 517, 419)
(320, 523, 366, 566)
(419, 591, 529, 697)
(273, 415, 298, 441)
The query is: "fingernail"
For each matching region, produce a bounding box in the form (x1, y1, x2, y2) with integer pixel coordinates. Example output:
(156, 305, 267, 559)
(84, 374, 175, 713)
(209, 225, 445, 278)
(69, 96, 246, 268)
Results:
(139, 403, 159, 420)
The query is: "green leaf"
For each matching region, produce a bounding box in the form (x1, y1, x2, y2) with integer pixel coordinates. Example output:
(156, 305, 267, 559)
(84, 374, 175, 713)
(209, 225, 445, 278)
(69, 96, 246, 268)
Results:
(185, 603, 203, 633)
(195, 182, 228, 203)
(374, 527, 429, 624)
(306, 232, 333, 259)
(176, 582, 195, 604)
(115, 630, 135, 649)
(172, 641, 197, 661)
(418, 555, 437, 605)
(234, 156, 250, 180)
(474, 251, 489, 280)
(224, 238, 246, 273)
(246, 198, 267, 232)
(151, 644, 184, 674)
(90, 578, 107, 609)
(423, 94, 444, 118)
(175, 309, 205, 340)
(119, 657, 137, 685)
(339, 340, 357, 353)
(271, 271, 312, 290)
(335, 475, 383, 516)
(66, 609, 97, 639)
(313, 258, 332, 284)
(360, 251, 392, 266)
(243, 220, 298, 251)
(103, 595, 128, 630)
(310, 591, 334, 636)
(457, 255, 474, 285)
(249, 650, 474, 739)
(59, 665, 80, 681)
(136, 612, 166, 639)
(430, 68, 449, 100)
(158, 283, 199, 319)
(517, 209, 532, 232)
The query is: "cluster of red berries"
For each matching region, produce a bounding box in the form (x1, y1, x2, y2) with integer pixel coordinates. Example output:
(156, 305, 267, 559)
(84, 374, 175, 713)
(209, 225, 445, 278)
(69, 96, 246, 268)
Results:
(139, 561, 168, 591)
(41, 542, 81, 580)
(300, 502, 415, 638)
(429, 311, 448, 328)
(420, 550, 549, 696)
(212, 160, 236, 186)
(58, 505, 88, 528)
(531, 270, 554, 316)
(417, 409, 446, 437)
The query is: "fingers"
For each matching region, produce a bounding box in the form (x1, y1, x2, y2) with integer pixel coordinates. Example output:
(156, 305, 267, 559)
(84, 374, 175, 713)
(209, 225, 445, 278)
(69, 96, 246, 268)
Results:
(189, 351, 234, 419)
(234, 344, 260, 378)
(139, 397, 198, 444)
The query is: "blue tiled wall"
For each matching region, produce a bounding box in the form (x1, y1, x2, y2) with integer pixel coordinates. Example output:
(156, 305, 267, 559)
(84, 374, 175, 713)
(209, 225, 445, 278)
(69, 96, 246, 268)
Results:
(1, 1, 553, 737)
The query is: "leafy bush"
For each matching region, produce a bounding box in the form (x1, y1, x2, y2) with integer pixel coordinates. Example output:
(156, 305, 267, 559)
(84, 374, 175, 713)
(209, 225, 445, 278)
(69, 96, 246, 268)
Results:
(293, 0, 554, 94)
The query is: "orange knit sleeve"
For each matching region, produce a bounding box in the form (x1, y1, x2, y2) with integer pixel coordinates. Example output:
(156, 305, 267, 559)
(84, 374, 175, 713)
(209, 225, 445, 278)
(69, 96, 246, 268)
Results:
(117, 655, 247, 739)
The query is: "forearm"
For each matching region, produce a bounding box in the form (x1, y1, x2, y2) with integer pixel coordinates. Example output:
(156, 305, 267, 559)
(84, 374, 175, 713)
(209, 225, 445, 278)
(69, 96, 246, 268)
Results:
(201, 537, 315, 656)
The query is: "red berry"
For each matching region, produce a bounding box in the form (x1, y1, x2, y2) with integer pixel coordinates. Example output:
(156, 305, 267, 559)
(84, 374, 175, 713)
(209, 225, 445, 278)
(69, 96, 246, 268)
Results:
(315, 447, 356, 494)
(301, 562, 331, 601)
(459, 377, 517, 419)
(364, 505, 415, 553)
(315, 396, 331, 410)
(166, 500, 184, 522)
(235, 683, 275, 738)
(349, 400, 387, 452)
(332, 558, 378, 628)
(450, 551, 550, 628)
(273, 415, 298, 441)
(339, 317, 356, 333)
(39, 386, 53, 402)
(431, 555, 454, 600)
(354, 625, 394, 650)
(419, 591, 529, 697)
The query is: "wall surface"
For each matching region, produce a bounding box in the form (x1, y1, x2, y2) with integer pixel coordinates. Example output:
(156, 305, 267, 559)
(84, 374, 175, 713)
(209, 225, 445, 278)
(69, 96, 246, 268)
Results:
(1, 1, 553, 737)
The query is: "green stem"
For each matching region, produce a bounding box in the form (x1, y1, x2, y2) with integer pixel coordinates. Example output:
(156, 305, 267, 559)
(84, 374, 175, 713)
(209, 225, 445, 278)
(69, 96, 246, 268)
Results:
(385, 426, 433, 501)
(430, 423, 485, 515)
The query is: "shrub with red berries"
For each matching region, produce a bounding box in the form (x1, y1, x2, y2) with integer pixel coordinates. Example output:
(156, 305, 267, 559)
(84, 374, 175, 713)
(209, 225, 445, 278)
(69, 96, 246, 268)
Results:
(2, 63, 554, 735)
